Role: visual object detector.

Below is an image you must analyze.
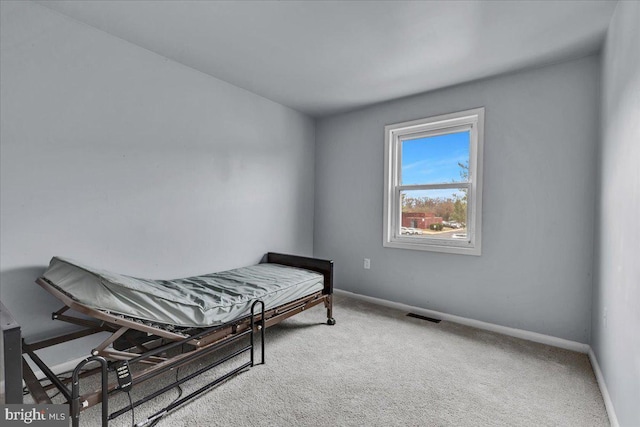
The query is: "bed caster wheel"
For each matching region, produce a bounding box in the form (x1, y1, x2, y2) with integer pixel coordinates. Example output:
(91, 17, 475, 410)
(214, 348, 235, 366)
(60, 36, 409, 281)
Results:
(327, 318, 336, 326)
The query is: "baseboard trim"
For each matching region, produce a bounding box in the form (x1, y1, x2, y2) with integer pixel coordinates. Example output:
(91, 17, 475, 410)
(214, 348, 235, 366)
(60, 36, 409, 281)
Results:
(1, 356, 90, 400)
(334, 288, 590, 353)
(335, 289, 619, 426)
(33, 355, 90, 380)
(19, 355, 90, 390)
(588, 348, 620, 427)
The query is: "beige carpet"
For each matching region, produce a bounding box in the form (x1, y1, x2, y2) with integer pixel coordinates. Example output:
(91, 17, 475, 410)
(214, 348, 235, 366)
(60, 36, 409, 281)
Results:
(71, 294, 609, 426)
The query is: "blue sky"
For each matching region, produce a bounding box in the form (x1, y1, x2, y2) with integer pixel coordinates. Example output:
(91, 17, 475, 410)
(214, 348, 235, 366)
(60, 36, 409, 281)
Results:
(401, 131, 469, 185)
(401, 131, 469, 200)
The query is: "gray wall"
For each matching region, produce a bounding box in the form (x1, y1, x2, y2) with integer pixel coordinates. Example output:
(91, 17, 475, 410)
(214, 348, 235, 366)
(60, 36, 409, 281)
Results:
(593, 1, 640, 425)
(0, 1, 315, 362)
(315, 56, 600, 343)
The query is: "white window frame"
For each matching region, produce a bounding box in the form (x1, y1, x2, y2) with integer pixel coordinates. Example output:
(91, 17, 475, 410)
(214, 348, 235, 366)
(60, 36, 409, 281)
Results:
(383, 107, 484, 256)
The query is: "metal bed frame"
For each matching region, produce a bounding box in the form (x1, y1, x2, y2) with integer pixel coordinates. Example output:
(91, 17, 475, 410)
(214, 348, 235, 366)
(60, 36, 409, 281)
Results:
(21, 252, 334, 426)
(1, 300, 23, 404)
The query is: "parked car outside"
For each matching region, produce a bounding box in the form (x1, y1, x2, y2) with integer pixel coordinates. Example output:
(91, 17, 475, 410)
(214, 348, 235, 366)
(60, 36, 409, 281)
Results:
(401, 227, 423, 235)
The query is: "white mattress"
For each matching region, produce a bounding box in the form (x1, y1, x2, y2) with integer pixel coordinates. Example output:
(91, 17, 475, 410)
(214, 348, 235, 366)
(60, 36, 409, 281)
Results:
(43, 257, 324, 328)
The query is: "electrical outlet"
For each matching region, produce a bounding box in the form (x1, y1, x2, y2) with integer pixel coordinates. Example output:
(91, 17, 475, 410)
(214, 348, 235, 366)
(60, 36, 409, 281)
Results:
(363, 258, 371, 269)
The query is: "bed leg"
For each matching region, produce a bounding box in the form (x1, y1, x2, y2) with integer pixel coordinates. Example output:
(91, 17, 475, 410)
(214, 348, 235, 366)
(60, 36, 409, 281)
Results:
(325, 295, 336, 325)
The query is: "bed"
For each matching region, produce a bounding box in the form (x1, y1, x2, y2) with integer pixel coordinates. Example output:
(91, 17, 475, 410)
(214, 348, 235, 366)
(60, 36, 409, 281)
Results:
(21, 252, 334, 427)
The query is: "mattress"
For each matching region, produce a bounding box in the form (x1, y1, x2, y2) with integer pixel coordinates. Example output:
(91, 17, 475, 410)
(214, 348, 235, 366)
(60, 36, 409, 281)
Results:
(42, 257, 324, 328)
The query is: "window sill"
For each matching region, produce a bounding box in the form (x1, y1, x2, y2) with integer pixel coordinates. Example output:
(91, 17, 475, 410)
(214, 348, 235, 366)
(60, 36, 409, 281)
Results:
(383, 239, 481, 256)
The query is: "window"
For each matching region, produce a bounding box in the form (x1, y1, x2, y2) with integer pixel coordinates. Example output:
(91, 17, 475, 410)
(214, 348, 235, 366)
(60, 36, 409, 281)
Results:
(383, 107, 484, 255)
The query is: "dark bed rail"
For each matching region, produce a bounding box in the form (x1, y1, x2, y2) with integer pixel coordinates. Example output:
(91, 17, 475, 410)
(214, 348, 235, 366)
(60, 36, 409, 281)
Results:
(264, 252, 335, 324)
(129, 299, 265, 427)
(264, 252, 334, 295)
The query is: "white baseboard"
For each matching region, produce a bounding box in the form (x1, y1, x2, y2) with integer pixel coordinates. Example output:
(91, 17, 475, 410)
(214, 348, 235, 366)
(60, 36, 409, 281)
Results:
(16, 355, 92, 391)
(335, 289, 623, 425)
(31, 355, 92, 381)
(0, 355, 91, 396)
(334, 288, 590, 353)
(588, 348, 620, 427)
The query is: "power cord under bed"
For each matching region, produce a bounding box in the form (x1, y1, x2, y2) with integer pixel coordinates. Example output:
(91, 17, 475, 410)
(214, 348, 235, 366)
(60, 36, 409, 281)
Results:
(135, 344, 185, 427)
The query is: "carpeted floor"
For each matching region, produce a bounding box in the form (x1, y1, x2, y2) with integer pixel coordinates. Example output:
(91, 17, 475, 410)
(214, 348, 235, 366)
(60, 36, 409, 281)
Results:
(74, 294, 609, 426)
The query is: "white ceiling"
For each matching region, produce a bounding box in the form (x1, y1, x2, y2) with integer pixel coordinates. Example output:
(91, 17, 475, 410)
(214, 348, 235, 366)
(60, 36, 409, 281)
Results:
(36, 0, 617, 117)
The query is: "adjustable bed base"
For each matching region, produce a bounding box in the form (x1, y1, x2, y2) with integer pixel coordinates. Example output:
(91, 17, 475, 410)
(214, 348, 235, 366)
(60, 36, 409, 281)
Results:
(21, 252, 334, 426)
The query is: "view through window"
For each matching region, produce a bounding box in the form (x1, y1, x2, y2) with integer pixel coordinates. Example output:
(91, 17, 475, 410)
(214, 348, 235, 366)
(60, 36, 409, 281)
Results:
(400, 130, 470, 240)
(383, 108, 484, 255)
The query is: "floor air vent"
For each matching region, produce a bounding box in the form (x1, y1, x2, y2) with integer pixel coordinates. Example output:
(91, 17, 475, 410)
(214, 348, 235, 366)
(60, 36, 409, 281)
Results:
(406, 313, 441, 323)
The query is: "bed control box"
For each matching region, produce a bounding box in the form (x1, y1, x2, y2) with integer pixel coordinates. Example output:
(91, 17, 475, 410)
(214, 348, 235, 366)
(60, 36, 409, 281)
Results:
(114, 361, 133, 392)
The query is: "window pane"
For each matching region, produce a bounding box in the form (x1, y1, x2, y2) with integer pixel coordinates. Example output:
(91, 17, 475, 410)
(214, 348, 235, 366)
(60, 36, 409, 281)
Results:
(400, 189, 468, 240)
(401, 131, 470, 185)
